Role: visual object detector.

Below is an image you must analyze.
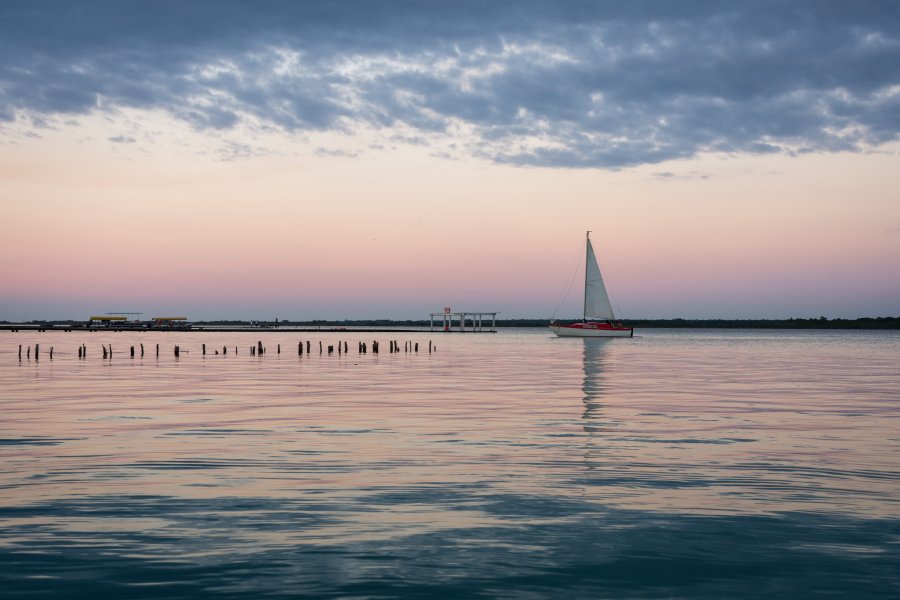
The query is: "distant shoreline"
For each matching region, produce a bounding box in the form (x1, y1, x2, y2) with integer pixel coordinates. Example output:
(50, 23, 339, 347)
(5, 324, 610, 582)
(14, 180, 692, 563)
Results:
(1, 317, 898, 331)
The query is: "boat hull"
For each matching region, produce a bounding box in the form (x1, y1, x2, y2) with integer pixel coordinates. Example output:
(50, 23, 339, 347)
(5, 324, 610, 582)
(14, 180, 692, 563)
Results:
(549, 322, 634, 338)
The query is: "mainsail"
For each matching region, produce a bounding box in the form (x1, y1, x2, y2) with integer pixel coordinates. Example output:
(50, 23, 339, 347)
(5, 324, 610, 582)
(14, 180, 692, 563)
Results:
(584, 235, 615, 321)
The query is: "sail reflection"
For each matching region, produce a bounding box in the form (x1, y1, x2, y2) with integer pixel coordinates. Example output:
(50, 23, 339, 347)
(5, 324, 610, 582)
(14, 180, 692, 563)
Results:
(581, 338, 612, 432)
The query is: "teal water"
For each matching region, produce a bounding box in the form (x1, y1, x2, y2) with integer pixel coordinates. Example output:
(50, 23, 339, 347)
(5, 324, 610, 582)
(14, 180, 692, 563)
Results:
(1, 329, 898, 598)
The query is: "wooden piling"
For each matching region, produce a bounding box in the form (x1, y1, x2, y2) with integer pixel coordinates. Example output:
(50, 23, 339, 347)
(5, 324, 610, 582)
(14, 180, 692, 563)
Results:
(174, 345, 180, 357)
(299, 342, 302, 356)
(429, 340, 432, 353)
(319, 341, 322, 354)
(35, 344, 39, 361)
(50, 347, 53, 359)
(156, 343, 159, 357)
(344, 341, 348, 353)
(224, 346, 227, 355)
(102, 346, 107, 359)
(130, 346, 135, 358)
(306, 341, 310, 354)
(78, 346, 82, 358)
(202, 343, 206, 356)
(415, 342, 418, 352)
(258, 341, 263, 355)
(18, 345, 21, 360)
(140, 343, 144, 357)
(328, 345, 334, 354)
(277, 344, 281, 354)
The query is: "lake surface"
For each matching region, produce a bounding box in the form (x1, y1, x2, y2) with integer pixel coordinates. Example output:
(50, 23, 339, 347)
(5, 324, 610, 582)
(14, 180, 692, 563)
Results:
(1, 328, 898, 598)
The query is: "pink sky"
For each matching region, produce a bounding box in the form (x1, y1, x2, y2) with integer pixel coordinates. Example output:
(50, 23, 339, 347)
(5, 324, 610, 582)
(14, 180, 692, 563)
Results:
(2, 125, 898, 320)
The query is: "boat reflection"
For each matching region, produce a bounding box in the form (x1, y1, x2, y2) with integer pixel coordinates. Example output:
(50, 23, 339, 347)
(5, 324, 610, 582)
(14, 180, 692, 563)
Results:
(580, 338, 616, 478)
(581, 338, 612, 432)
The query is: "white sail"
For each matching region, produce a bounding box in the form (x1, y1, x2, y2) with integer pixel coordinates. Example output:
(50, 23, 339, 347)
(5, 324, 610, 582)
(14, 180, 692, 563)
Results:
(584, 236, 615, 321)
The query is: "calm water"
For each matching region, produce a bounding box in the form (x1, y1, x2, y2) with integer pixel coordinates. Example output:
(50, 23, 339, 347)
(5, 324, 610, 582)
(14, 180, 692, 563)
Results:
(1, 328, 898, 598)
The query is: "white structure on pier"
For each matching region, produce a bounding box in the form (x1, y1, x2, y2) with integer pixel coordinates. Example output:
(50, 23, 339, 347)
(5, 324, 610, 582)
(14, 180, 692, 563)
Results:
(429, 308, 497, 332)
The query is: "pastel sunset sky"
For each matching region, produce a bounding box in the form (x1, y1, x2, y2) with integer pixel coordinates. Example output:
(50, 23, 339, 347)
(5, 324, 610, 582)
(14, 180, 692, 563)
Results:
(2, 1, 898, 320)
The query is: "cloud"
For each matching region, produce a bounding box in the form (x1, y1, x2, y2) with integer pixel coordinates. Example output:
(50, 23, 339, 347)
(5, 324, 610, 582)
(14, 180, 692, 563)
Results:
(653, 171, 711, 181)
(1, 1, 899, 168)
(108, 134, 136, 143)
(314, 147, 360, 158)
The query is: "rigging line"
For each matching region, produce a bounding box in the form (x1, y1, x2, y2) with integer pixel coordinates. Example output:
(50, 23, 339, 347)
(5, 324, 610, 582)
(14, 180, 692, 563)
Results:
(551, 239, 585, 319)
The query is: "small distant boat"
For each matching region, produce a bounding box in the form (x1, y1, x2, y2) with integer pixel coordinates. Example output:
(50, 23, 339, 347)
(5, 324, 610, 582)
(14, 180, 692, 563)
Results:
(550, 231, 634, 338)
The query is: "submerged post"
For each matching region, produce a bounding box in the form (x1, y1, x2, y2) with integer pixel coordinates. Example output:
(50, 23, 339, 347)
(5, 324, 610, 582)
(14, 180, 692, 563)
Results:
(202, 343, 206, 356)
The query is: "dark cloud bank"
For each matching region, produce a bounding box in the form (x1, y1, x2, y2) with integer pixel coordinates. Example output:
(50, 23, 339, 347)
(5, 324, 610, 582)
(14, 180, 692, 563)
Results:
(2, 1, 899, 168)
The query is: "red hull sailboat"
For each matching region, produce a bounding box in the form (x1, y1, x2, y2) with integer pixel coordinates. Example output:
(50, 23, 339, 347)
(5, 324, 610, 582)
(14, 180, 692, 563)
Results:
(549, 232, 634, 338)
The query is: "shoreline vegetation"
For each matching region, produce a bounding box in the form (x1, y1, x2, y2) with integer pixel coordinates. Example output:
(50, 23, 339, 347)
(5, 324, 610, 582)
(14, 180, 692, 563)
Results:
(2, 317, 899, 330)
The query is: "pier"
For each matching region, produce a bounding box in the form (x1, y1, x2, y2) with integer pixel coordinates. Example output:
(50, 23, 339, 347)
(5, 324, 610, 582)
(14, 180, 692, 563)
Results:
(429, 310, 497, 333)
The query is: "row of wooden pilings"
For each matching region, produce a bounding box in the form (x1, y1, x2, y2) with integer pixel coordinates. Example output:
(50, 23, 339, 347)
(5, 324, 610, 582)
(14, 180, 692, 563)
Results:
(17, 340, 435, 360)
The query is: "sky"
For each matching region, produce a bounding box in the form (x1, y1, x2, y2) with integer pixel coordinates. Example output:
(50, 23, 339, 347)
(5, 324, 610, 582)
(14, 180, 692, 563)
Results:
(1, 1, 899, 320)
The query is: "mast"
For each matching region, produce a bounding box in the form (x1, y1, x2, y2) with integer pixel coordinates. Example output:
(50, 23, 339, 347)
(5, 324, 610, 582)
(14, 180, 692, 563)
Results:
(583, 231, 590, 321)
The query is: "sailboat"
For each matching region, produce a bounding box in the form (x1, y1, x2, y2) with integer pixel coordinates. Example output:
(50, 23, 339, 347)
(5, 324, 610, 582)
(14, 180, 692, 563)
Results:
(549, 231, 634, 338)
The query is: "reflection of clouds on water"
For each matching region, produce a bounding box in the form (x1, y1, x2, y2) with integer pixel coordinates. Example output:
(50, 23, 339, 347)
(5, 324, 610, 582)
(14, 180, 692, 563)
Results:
(5, 492, 898, 598)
